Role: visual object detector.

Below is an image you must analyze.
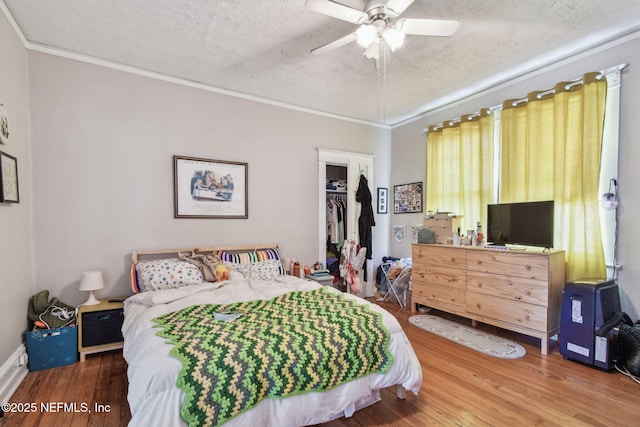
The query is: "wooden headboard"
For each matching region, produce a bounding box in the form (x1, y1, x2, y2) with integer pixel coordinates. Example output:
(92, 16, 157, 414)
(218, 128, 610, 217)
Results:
(131, 244, 281, 263)
(130, 245, 283, 292)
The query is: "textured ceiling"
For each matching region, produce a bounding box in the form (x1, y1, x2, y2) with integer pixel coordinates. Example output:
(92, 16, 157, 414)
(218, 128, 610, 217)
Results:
(3, 0, 640, 126)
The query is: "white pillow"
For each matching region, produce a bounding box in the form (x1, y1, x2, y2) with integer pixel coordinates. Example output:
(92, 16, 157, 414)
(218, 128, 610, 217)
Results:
(136, 258, 204, 291)
(230, 259, 282, 281)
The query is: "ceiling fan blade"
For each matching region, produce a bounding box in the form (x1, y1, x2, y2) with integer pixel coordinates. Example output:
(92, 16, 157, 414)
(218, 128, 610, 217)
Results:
(311, 32, 358, 54)
(395, 18, 460, 36)
(385, 0, 415, 17)
(305, 0, 367, 24)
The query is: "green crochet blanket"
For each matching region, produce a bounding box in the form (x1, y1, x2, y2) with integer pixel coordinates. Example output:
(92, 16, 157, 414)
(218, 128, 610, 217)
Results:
(153, 287, 393, 426)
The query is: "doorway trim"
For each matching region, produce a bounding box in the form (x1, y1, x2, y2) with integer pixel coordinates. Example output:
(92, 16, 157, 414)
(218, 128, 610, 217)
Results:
(318, 148, 375, 295)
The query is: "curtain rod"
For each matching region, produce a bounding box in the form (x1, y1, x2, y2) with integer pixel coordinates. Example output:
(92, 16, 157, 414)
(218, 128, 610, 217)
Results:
(421, 63, 627, 134)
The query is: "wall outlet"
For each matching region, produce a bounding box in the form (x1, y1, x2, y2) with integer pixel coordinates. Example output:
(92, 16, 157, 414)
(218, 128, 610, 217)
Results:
(18, 349, 27, 366)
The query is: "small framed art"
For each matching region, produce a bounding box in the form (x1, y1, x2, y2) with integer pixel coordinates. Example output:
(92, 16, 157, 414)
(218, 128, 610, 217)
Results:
(0, 150, 19, 203)
(393, 182, 423, 214)
(173, 155, 248, 219)
(0, 104, 9, 145)
(377, 187, 388, 214)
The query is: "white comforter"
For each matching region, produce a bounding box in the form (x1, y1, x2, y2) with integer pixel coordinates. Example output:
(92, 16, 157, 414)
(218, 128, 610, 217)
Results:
(123, 275, 422, 426)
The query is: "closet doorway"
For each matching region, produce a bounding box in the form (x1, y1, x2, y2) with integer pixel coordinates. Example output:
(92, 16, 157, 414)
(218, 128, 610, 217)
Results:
(317, 148, 374, 296)
(325, 165, 347, 282)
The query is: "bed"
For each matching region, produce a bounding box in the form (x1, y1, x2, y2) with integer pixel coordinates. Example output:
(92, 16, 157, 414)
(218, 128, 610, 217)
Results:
(124, 245, 422, 426)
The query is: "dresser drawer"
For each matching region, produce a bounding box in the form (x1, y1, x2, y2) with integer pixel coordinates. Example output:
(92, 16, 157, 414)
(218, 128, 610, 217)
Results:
(412, 282, 466, 310)
(467, 272, 548, 306)
(81, 308, 124, 347)
(465, 292, 547, 331)
(413, 245, 466, 269)
(466, 251, 549, 281)
(415, 265, 467, 290)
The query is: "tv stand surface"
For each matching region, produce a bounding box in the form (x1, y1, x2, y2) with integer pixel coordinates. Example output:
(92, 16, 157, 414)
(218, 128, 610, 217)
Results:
(411, 244, 566, 355)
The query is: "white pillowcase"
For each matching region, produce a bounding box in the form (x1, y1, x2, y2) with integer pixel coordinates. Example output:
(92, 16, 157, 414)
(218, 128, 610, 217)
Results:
(136, 258, 204, 291)
(230, 259, 282, 281)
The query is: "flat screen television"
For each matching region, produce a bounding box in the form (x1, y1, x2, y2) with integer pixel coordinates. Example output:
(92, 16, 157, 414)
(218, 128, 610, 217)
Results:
(487, 201, 554, 248)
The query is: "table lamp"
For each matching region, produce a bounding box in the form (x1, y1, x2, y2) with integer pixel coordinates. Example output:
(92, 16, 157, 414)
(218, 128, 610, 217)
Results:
(78, 271, 104, 305)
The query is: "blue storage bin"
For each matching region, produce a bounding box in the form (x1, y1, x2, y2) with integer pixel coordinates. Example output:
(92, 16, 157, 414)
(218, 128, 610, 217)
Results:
(25, 325, 78, 371)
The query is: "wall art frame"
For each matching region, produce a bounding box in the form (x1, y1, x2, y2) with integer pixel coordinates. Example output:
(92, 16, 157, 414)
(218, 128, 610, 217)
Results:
(173, 155, 248, 219)
(0, 103, 9, 145)
(377, 187, 388, 214)
(393, 181, 423, 214)
(0, 150, 19, 203)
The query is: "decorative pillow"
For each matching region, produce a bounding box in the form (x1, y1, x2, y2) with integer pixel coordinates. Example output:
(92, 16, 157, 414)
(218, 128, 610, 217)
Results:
(130, 263, 143, 293)
(230, 259, 282, 281)
(215, 247, 286, 275)
(135, 258, 204, 291)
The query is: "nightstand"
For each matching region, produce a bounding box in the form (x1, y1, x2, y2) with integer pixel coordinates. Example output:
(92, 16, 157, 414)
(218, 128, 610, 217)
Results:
(77, 299, 125, 362)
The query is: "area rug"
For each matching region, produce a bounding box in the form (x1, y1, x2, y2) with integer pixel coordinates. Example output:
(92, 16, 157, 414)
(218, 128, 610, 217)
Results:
(408, 315, 526, 359)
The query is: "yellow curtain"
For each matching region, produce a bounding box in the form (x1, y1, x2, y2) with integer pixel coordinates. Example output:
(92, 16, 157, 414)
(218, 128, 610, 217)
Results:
(501, 73, 607, 281)
(427, 110, 494, 231)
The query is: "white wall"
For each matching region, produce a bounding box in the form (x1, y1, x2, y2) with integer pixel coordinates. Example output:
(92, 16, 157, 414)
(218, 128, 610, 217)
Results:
(0, 12, 34, 363)
(387, 124, 427, 257)
(391, 33, 640, 319)
(27, 52, 391, 306)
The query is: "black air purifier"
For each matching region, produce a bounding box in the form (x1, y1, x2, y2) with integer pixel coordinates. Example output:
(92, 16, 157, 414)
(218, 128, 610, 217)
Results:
(560, 278, 621, 370)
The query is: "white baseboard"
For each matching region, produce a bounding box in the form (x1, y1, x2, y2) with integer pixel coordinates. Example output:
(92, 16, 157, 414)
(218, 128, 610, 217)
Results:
(0, 344, 29, 404)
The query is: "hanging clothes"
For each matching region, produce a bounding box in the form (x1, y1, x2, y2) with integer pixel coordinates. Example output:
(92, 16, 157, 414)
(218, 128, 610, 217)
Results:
(339, 239, 367, 294)
(335, 198, 344, 244)
(356, 174, 375, 281)
(326, 194, 346, 245)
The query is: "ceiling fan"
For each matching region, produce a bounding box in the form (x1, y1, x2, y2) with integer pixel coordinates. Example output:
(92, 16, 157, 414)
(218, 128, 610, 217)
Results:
(306, 0, 459, 59)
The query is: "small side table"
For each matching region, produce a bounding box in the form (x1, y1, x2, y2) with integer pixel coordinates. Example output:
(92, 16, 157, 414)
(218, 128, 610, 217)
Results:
(77, 299, 125, 362)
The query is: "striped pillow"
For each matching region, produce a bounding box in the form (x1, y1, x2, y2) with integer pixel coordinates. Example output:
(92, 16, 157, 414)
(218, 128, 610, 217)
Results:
(215, 247, 286, 276)
(130, 263, 143, 293)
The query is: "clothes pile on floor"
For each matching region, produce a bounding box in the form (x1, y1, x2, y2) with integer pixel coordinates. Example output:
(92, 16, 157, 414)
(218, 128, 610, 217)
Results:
(376, 257, 412, 295)
(27, 290, 76, 330)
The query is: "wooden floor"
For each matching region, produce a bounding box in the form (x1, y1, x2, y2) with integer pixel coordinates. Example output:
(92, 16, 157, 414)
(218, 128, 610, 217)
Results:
(5, 300, 640, 426)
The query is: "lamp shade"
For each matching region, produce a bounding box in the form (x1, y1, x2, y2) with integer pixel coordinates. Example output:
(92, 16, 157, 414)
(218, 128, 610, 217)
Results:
(79, 271, 105, 291)
(600, 192, 619, 210)
(383, 28, 405, 51)
(356, 24, 378, 48)
(364, 42, 380, 59)
(600, 178, 619, 210)
(79, 271, 104, 305)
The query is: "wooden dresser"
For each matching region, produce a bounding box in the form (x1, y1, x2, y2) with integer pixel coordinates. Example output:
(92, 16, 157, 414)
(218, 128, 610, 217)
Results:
(411, 244, 565, 354)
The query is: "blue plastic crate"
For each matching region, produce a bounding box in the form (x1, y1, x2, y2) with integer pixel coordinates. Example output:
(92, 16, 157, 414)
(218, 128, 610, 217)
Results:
(25, 325, 78, 371)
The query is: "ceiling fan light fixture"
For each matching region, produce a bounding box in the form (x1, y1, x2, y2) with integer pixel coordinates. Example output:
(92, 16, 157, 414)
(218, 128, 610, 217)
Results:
(356, 24, 378, 48)
(383, 27, 405, 51)
(363, 42, 380, 59)
(307, 0, 459, 57)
